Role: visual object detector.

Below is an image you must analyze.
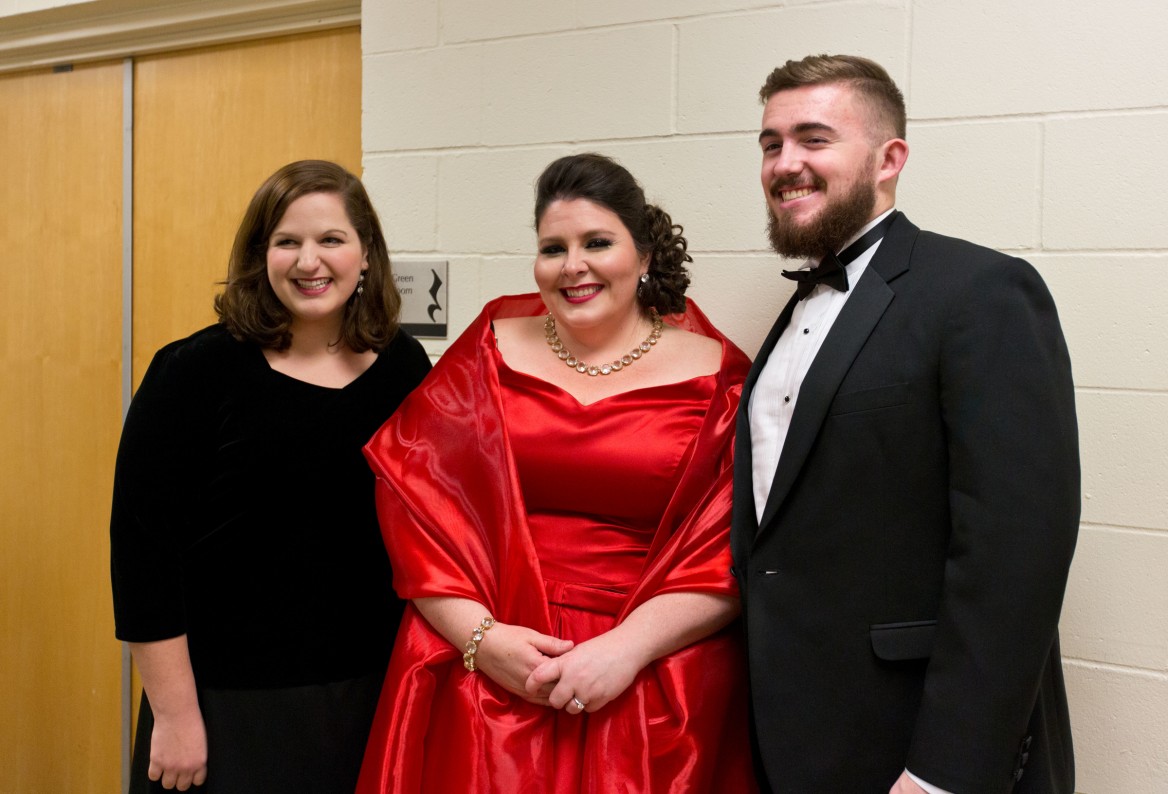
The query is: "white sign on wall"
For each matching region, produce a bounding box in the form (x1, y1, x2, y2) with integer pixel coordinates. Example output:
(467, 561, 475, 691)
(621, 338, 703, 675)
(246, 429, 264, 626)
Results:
(393, 260, 448, 338)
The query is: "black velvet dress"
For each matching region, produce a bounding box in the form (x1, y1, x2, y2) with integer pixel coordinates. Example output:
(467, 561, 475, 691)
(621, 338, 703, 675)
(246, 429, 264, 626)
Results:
(110, 323, 431, 793)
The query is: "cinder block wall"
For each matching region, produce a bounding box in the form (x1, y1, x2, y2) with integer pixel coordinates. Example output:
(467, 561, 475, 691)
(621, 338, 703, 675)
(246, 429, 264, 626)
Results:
(361, 1, 1168, 791)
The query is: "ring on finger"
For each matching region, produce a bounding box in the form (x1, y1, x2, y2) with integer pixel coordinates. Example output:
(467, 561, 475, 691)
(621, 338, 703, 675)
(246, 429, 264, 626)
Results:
(571, 697, 587, 711)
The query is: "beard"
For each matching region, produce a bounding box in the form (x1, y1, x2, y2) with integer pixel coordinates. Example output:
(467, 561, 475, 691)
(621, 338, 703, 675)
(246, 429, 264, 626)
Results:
(766, 172, 878, 260)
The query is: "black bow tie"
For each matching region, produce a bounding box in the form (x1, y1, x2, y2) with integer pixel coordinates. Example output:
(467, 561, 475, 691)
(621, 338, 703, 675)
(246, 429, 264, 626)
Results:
(781, 212, 897, 300)
(782, 252, 848, 299)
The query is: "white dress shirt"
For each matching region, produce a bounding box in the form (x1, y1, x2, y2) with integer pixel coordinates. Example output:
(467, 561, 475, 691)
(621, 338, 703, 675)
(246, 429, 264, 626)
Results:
(749, 209, 891, 522)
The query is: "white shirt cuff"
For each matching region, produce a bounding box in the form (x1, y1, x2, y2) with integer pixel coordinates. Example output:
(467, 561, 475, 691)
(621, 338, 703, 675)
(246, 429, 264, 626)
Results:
(906, 769, 955, 794)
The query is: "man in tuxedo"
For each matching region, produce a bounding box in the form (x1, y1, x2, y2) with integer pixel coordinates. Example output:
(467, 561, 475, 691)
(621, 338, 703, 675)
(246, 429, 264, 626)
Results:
(731, 54, 1080, 794)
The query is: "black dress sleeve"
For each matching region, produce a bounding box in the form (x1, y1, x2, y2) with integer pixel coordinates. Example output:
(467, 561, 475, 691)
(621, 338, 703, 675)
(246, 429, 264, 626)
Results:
(110, 340, 208, 642)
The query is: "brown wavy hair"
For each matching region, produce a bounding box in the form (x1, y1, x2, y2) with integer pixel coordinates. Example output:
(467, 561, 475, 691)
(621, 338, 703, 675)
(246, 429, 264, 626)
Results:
(214, 160, 401, 352)
(534, 153, 691, 315)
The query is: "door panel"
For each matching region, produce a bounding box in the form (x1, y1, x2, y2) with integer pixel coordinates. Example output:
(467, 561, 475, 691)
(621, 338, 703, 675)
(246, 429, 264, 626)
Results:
(0, 59, 124, 792)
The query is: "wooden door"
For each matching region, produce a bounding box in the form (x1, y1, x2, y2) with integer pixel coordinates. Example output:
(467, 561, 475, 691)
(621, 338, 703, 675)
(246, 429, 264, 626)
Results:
(0, 59, 125, 791)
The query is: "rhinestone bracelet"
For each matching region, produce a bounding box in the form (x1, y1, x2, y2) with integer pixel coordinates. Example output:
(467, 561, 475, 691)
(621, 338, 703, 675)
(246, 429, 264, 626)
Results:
(462, 616, 496, 672)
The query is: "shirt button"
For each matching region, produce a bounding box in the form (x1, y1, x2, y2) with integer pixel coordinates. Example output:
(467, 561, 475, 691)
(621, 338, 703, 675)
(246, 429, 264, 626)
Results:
(803, 328, 810, 334)
(783, 396, 791, 403)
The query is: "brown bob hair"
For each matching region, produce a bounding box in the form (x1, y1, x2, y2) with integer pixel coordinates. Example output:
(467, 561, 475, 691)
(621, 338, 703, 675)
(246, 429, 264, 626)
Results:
(214, 160, 401, 352)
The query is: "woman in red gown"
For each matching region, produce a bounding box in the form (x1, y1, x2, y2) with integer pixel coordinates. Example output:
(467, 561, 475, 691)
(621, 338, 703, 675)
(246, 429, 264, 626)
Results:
(358, 153, 758, 793)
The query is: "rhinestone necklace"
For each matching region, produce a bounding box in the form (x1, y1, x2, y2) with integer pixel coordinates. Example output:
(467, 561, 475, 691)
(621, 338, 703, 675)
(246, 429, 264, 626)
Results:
(544, 309, 663, 376)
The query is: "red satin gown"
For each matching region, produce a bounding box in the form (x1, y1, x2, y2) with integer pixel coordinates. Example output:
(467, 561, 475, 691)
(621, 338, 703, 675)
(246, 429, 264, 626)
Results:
(357, 294, 757, 793)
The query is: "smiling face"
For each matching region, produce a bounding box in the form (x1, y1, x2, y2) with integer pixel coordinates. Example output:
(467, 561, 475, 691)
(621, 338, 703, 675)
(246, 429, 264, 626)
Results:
(759, 82, 900, 259)
(265, 191, 367, 334)
(534, 198, 650, 338)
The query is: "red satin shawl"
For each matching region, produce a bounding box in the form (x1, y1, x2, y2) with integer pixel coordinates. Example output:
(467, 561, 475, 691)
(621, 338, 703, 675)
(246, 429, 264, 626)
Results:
(357, 294, 757, 793)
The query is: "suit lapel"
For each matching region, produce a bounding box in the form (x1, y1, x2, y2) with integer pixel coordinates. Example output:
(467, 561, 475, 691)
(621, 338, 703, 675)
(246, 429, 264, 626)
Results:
(755, 213, 919, 537)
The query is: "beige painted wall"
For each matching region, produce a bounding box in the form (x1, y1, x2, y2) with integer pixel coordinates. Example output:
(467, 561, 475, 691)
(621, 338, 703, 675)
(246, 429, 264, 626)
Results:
(360, 1, 1168, 791)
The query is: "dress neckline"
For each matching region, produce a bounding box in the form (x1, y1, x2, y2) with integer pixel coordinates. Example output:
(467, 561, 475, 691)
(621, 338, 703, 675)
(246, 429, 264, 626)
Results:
(494, 345, 716, 408)
(253, 344, 381, 392)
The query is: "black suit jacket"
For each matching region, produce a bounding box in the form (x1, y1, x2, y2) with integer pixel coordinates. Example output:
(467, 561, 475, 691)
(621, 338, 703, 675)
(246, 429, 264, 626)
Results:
(731, 213, 1079, 794)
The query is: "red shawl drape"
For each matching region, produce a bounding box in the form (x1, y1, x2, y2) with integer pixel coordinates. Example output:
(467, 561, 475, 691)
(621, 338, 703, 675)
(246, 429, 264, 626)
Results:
(357, 294, 757, 793)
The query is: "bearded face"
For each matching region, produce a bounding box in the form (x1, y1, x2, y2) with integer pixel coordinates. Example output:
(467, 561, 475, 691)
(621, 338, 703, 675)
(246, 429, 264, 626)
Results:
(765, 157, 878, 260)
(759, 84, 891, 261)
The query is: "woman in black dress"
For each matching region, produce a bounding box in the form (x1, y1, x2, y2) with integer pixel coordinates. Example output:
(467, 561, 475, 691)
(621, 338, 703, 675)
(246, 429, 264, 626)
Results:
(110, 160, 431, 792)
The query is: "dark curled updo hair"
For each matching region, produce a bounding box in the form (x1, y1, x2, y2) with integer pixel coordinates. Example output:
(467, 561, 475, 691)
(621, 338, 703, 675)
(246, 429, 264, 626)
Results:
(533, 153, 691, 315)
(214, 159, 401, 352)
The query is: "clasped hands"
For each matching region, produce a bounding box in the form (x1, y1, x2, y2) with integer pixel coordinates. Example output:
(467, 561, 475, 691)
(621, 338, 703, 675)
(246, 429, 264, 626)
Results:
(473, 622, 643, 716)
